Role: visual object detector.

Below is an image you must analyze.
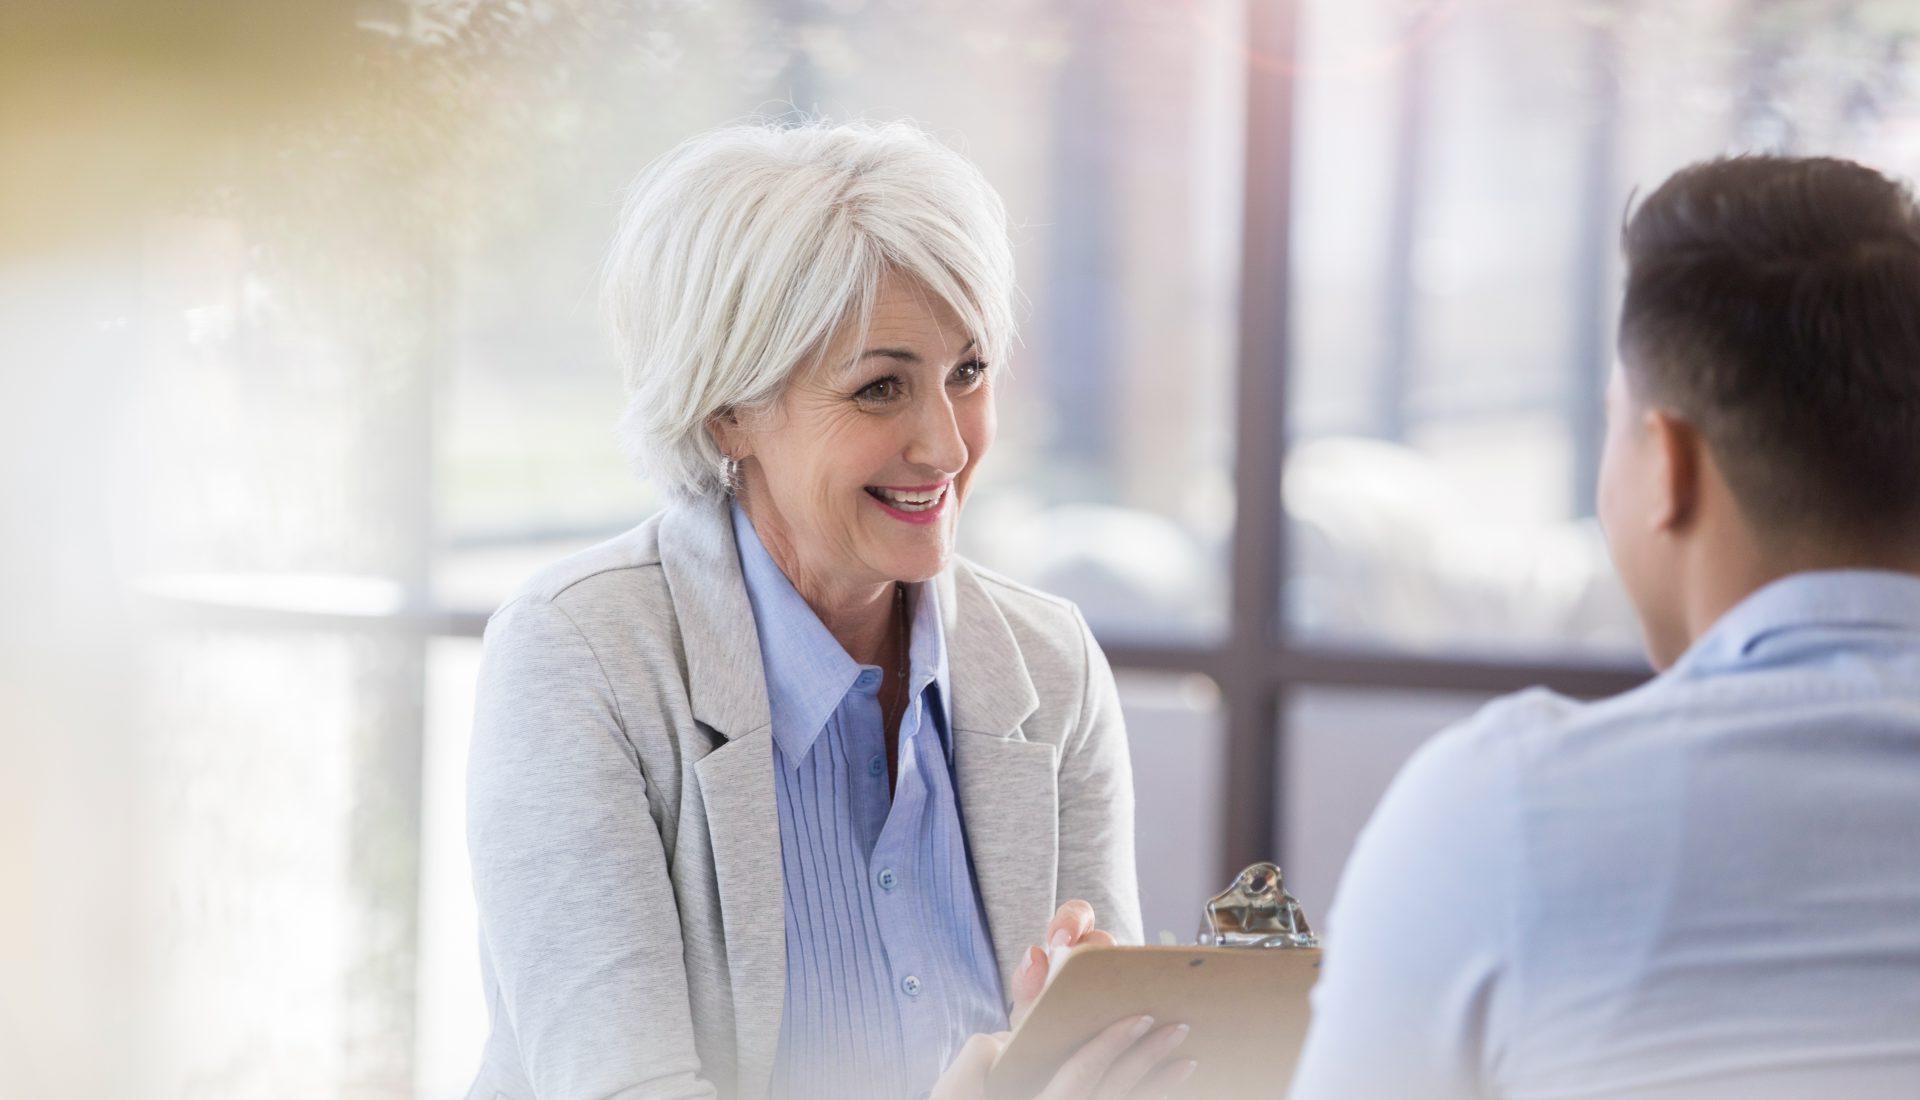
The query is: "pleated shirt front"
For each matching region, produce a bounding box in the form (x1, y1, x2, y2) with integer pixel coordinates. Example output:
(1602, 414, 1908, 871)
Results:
(730, 503, 1007, 1100)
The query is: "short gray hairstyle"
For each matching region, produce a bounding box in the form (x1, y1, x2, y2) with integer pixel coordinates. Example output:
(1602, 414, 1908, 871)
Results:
(600, 119, 1018, 501)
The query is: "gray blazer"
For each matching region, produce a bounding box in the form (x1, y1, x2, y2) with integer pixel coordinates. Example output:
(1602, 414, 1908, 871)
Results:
(464, 493, 1143, 1099)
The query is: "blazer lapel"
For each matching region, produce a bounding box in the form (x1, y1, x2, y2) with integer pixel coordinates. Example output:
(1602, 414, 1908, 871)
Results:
(659, 498, 784, 1096)
(657, 502, 1061, 1073)
(942, 562, 1057, 995)
(694, 731, 783, 1099)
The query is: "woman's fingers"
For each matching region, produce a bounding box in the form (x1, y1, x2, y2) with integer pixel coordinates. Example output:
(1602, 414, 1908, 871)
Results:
(927, 1030, 1010, 1100)
(1013, 901, 1110, 1030)
(1008, 945, 1049, 1028)
(1119, 1053, 1199, 1100)
(1035, 1013, 1156, 1100)
(1046, 898, 1098, 948)
(1091, 1022, 1191, 1098)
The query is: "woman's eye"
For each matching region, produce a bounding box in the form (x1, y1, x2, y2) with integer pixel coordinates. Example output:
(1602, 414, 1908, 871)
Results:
(855, 377, 903, 403)
(951, 359, 988, 386)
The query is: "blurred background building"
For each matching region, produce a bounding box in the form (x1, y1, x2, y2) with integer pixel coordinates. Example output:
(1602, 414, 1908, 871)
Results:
(7, 0, 1920, 1096)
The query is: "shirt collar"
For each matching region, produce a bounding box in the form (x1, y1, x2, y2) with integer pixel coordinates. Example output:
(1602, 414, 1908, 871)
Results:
(913, 579, 954, 759)
(730, 500, 952, 767)
(1677, 568, 1920, 672)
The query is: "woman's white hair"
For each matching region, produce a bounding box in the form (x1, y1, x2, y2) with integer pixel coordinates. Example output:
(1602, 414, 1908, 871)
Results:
(600, 119, 1017, 501)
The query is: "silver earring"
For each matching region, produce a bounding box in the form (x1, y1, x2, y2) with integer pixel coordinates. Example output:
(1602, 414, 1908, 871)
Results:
(721, 453, 742, 496)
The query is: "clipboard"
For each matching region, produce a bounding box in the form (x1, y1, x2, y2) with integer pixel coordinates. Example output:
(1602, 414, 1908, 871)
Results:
(985, 944, 1322, 1100)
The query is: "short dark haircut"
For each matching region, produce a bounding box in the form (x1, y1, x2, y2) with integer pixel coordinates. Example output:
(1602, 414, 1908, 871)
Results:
(1619, 154, 1920, 543)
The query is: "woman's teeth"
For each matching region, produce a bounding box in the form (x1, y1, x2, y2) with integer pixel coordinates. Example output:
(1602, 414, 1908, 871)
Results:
(867, 485, 945, 512)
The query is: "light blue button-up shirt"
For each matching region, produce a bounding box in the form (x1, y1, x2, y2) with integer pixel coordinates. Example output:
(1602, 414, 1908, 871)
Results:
(731, 503, 1007, 1100)
(1292, 569, 1920, 1099)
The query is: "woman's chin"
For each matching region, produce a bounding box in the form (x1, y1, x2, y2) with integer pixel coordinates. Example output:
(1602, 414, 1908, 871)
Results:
(859, 511, 957, 581)
(887, 556, 950, 585)
(868, 539, 953, 585)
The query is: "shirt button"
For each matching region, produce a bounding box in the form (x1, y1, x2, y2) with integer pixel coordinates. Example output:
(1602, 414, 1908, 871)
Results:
(876, 867, 897, 891)
(901, 974, 922, 997)
(855, 669, 880, 689)
(867, 754, 885, 778)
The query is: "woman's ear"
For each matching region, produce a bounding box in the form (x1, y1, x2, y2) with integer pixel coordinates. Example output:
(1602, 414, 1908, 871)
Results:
(707, 408, 750, 460)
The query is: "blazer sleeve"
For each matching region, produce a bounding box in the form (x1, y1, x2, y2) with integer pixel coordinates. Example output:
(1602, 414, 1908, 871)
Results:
(466, 595, 719, 1099)
(1053, 605, 1145, 944)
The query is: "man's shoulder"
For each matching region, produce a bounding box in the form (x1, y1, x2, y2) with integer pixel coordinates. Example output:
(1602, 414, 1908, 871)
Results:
(1411, 674, 1682, 785)
(1363, 683, 1655, 850)
(1456, 685, 1588, 744)
(1405, 686, 1586, 785)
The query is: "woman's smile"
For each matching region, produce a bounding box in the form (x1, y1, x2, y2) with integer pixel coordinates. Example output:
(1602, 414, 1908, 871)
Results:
(864, 480, 951, 525)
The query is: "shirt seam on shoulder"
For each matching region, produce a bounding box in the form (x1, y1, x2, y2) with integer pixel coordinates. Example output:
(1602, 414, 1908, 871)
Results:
(542, 598, 633, 739)
(547, 559, 664, 603)
(1067, 604, 1095, 758)
(968, 564, 1075, 613)
(487, 591, 533, 627)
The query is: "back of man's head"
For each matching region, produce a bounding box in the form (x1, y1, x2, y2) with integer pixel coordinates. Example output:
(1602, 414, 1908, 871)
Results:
(1619, 155, 1920, 547)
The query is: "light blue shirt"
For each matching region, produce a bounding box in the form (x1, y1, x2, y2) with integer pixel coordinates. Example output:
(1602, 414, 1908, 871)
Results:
(730, 503, 1007, 1100)
(1292, 569, 1920, 1100)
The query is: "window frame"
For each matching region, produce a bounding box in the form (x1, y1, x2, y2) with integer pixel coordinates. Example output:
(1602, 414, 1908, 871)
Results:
(135, 0, 1656, 955)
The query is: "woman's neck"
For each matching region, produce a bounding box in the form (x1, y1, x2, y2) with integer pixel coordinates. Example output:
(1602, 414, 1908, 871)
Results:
(744, 497, 900, 666)
(806, 580, 898, 668)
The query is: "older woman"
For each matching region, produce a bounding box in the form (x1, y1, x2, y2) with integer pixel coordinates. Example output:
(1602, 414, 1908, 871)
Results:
(465, 121, 1194, 1100)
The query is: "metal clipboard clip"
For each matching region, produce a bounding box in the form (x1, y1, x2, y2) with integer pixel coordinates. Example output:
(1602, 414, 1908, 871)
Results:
(1196, 861, 1319, 949)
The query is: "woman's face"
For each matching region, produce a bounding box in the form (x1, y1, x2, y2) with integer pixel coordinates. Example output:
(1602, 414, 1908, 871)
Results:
(720, 272, 997, 598)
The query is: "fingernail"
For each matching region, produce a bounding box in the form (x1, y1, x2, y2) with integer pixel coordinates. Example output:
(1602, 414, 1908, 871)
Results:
(1049, 929, 1072, 949)
(1167, 1023, 1191, 1047)
(1178, 1058, 1199, 1079)
(1130, 1015, 1155, 1040)
(1016, 947, 1039, 975)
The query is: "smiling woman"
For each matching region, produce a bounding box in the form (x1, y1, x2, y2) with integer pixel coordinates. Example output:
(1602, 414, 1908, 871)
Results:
(713, 274, 993, 637)
(601, 122, 1016, 507)
(463, 120, 1192, 1100)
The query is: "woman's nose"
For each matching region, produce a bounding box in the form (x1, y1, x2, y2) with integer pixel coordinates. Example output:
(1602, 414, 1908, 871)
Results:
(904, 393, 968, 475)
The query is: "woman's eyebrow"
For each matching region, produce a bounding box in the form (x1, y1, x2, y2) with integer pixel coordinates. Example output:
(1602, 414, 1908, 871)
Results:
(854, 337, 977, 365)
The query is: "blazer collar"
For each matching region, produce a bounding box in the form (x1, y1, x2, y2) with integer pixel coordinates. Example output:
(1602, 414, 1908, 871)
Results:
(659, 492, 1041, 742)
(660, 491, 1053, 1040)
(938, 558, 1041, 739)
(938, 549, 1052, 995)
(656, 493, 773, 741)
(730, 499, 958, 768)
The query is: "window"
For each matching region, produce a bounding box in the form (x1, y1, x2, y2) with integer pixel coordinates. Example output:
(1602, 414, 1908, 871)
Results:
(99, 1, 1920, 1094)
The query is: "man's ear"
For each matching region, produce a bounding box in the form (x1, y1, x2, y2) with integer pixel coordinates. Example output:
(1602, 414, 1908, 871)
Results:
(1647, 408, 1702, 534)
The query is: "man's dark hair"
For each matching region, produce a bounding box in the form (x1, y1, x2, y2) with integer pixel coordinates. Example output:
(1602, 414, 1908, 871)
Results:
(1619, 154, 1920, 543)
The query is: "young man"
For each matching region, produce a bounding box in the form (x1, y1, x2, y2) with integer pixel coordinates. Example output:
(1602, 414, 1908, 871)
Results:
(1289, 156, 1920, 1100)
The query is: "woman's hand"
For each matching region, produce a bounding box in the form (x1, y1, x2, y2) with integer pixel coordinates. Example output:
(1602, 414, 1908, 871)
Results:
(1010, 899, 1115, 1027)
(928, 1016, 1197, 1100)
(926, 900, 1198, 1099)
